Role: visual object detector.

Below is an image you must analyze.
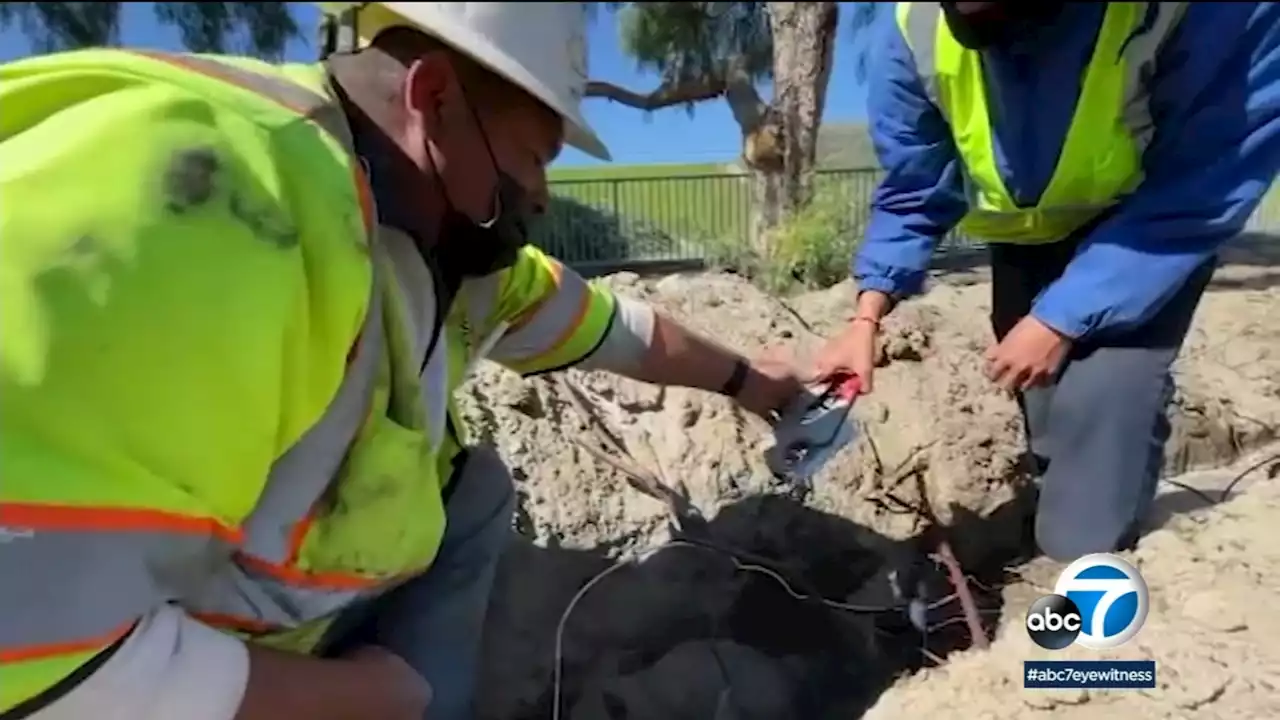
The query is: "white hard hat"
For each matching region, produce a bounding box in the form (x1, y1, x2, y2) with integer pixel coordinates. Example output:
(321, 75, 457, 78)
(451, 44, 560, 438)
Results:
(318, 2, 610, 160)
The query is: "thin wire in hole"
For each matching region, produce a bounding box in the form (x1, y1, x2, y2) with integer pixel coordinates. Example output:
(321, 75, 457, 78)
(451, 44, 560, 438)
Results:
(551, 539, 903, 720)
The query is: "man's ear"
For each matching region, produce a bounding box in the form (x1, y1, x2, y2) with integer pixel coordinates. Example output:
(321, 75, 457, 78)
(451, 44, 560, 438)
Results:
(403, 51, 457, 127)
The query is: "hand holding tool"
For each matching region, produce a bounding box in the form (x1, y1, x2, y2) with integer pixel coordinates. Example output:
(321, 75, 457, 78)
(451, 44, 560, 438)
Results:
(764, 372, 862, 493)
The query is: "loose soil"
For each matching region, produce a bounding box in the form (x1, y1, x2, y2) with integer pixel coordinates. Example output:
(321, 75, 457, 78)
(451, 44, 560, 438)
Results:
(468, 239, 1280, 720)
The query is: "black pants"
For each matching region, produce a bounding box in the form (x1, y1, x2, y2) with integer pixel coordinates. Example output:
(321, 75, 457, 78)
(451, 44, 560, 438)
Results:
(988, 235, 1215, 561)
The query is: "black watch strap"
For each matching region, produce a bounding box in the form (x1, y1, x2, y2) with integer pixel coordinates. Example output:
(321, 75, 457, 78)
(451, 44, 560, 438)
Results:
(720, 358, 750, 398)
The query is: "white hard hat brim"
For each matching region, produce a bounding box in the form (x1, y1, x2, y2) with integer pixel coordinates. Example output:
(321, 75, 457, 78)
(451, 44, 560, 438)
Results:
(378, 3, 610, 161)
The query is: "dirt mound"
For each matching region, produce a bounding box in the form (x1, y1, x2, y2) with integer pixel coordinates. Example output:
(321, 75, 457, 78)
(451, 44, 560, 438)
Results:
(470, 257, 1280, 720)
(865, 443, 1280, 720)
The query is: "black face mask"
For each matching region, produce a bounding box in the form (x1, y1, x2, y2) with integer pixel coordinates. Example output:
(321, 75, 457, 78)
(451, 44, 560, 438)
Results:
(336, 74, 531, 284)
(433, 170, 530, 280)
(429, 95, 534, 281)
(940, 2, 1066, 50)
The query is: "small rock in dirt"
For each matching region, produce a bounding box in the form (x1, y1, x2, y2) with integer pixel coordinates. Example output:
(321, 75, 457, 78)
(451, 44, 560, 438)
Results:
(510, 385, 544, 419)
(1181, 590, 1248, 632)
(877, 325, 932, 365)
(611, 271, 640, 287)
(1021, 687, 1089, 709)
(654, 274, 685, 295)
(1149, 649, 1233, 712)
(870, 404, 890, 424)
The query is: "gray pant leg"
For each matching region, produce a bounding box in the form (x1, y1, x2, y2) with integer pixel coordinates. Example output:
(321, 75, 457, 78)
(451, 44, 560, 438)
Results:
(1031, 346, 1177, 561)
(370, 444, 516, 720)
(1030, 262, 1213, 561)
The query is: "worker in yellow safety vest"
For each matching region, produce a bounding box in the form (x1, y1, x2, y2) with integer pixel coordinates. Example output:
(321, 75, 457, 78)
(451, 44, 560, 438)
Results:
(0, 4, 810, 719)
(811, 2, 1280, 561)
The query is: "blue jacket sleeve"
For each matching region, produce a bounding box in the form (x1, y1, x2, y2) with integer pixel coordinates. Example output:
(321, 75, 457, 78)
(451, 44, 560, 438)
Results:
(1033, 2, 1280, 339)
(853, 14, 969, 299)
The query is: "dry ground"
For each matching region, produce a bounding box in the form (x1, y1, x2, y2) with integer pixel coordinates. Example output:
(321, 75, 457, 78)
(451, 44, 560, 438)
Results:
(467, 239, 1280, 720)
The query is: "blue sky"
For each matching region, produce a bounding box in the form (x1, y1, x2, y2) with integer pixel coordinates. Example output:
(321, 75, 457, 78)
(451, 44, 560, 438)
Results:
(0, 2, 882, 168)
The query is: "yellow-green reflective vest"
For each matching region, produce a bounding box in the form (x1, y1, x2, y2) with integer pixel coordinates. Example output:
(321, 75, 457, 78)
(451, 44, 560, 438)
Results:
(0, 49, 616, 710)
(895, 2, 1187, 244)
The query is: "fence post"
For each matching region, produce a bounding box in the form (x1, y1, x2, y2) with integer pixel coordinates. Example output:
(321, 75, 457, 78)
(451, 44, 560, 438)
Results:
(611, 179, 622, 244)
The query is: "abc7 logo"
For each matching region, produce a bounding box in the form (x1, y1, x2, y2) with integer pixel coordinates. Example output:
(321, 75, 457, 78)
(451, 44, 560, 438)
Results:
(1025, 553, 1149, 650)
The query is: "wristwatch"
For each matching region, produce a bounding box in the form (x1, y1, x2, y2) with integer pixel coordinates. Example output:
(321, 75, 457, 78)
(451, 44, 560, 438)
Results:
(720, 358, 750, 398)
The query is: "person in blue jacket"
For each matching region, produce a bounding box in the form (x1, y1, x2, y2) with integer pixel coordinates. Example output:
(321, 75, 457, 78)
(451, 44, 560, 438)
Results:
(812, 2, 1280, 561)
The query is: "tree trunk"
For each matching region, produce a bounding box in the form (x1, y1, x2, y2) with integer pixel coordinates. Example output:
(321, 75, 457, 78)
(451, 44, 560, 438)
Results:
(746, 171, 780, 255)
(744, 1, 838, 254)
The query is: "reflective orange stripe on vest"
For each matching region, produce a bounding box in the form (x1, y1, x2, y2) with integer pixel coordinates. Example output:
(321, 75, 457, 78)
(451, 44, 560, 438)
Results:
(0, 503, 241, 541)
(0, 52, 433, 669)
(0, 621, 137, 665)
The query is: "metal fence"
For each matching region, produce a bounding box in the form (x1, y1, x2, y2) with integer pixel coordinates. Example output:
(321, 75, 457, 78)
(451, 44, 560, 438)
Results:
(534, 167, 1280, 274)
(533, 168, 875, 273)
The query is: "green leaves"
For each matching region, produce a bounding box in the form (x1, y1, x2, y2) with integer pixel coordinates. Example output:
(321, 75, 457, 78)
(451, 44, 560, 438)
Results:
(0, 2, 301, 58)
(152, 2, 298, 58)
(0, 2, 122, 51)
(603, 2, 886, 113)
(615, 2, 773, 88)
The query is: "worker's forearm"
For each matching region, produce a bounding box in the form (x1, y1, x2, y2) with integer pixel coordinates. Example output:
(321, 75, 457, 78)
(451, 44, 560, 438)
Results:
(572, 299, 748, 393)
(854, 290, 894, 320)
(624, 313, 751, 395)
(853, 13, 968, 302)
(571, 300, 775, 413)
(236, 647, 371, 720)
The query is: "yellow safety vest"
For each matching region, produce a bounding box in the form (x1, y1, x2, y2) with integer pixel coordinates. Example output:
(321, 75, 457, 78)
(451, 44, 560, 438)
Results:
(0, 49, 617, 710)
(895, 2, 1186, 243)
